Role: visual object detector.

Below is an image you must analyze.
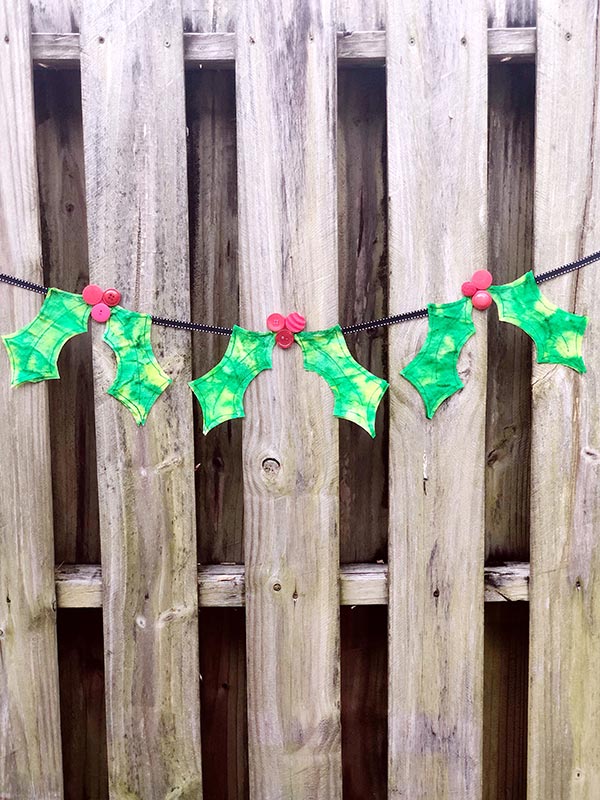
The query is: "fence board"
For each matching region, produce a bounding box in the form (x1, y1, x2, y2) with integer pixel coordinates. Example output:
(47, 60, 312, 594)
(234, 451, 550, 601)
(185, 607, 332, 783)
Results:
(338, 67, 388, 564)
(79, 1, 203, 796)
(484, 58, 534, 800)
(529, 2, 600, 797)
(0, 0, 64, 796)
(34, 69, 100, 565)
(187, 70, 243, 565)
(386, 1, 488, 797)
(235, 1, 342, 797)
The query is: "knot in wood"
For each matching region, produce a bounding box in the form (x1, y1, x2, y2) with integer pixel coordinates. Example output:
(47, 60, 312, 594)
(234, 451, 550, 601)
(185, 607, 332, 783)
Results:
(262, 457, 281, 474)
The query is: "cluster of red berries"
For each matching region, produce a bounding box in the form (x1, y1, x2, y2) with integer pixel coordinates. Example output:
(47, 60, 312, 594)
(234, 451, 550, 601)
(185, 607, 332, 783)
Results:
(461, 270, 493, 310)
(266, 311, 306, 348)
(82, 284, 121, 322)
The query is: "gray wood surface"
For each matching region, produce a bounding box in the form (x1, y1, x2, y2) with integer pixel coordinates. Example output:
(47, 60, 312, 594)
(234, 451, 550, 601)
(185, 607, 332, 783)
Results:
(0, 0, 64, 796)
(235, 0, 342, 796)
(79, 0, 203, 796)
(34, 69, 100, 565)
(529, 1, 600, 796)
(386, 1, 488, 797)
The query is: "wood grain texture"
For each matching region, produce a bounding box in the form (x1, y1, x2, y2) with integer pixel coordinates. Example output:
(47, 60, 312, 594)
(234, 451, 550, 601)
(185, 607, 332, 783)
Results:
(386, 1, 488, 797)
(31, 29, 537, 70)
(54, 562, 531, 608)
(199, 608, 248, 800)
(34, 68, 101, 565)
(338, 67, 388, 563)
(182, 0, 236, 32)
(58, 609, 108, 800)
(187, 69, 243, 564)
(529, 2, 600, 797)
(487, 0, 535, 27)
(486, 62, 534, 563)
(236, 1, 342, 796)
(483, 604, 528, 800)
(341, 607, 387, 800)
(79, 1, 203, 796)
(337, 0, 385, 30)
(0, 1, 64, 796)
(30, 0, 80, 32)
(484, 54, 534, 800)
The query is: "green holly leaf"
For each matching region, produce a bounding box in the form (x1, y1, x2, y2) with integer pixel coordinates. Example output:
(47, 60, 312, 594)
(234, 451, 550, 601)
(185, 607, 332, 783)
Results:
(103, 306, 172, 425)
(189, 325, 275, 434)
(401, 297, 475, 419)
(489, 271, 587, 372)
(2, 288, 91, 385)
(296, 325, 388, 437)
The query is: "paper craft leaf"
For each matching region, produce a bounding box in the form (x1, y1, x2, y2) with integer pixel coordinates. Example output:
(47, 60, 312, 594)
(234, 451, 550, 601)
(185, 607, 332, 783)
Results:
(2, 287, 91, 386)
(401, 297, 475, 418)
(103, 306, 172, 425)
(189, 325, 275, 434)
(295, 325, 388, 437)
(489, 271, 587, 372)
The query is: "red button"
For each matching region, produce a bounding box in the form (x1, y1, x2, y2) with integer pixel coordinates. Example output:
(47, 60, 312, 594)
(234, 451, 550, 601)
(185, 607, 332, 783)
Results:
(103, 288, 121, 307)
(267, 313, 286, 332)
(472, 290, 492, 310)
(471, 269, 493, 290)
(91, 302, 111, 322)
(82, 284, 104, 305)
(461, 281, 477, 297)
(275, 329, 294, 349)
(285, 311, 306, 333)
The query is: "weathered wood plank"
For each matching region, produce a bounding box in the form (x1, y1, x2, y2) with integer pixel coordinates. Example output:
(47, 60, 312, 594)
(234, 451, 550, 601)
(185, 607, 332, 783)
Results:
(34, 69, 100, 565)
(235, 3, 342, 795)
(30, 0, 80, 32)
(487, 0, 535, 26)
(30, 28, 537, 68)
(55, 562, 531, 608)
(483, 604, 528, 800)
(0, 0, 64, 796)
(58, 609, 108, 800)
(386, 1, 488, 797)
(487, 27, 535, 61)
(529, 2, 600, 797)
(485, 30, 534, 800)
(187, 70, 243, 564)
(199, 608, 248, 799)
(79, 1, 203, 796)
(341, 606, 388, 799)
(338, 68, 388, 563)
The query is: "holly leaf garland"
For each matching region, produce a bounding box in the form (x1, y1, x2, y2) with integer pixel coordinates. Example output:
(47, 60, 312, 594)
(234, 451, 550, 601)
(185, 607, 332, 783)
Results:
(488, 271, 587, 372)
(103, 306, 172, 426)
(295, 325, 388, 437)
(189, 325, 275, 434)
(401, 297, 476, 419)
(2, 288, 91, 385)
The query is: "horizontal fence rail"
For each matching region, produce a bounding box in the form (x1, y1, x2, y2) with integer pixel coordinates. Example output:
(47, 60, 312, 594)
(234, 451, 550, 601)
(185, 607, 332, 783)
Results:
(31, 27, 536, 69)
(55, 562, 531, 607)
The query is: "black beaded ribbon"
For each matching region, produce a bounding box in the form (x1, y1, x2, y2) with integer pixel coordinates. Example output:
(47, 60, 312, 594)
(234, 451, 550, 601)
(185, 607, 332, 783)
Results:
(1, 247, 599, 336)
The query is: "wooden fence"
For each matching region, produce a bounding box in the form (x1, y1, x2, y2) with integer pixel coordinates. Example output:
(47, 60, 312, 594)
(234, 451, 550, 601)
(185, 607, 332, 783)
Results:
(0, 0, 597, 798)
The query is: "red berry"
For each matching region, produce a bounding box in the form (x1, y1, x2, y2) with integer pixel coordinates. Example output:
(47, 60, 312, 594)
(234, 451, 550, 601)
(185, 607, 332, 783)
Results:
(472, 290, 492, 310)
(267, 313, 286, 332)
(82, 284, 104, 305)
(103, 288, 121, 307)
(91, 302, 111, 322)
(471, 269, 493, 290)
(275, 329, 294, 349)
(285, 311, 306, 333)
(461, 281, 477, 297)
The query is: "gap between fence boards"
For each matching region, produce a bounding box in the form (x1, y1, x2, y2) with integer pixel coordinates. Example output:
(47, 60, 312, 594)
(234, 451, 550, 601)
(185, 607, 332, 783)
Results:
(54, 562, 530, 608)
(32, 27, 536, 70)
